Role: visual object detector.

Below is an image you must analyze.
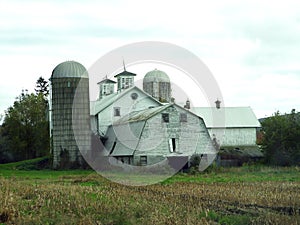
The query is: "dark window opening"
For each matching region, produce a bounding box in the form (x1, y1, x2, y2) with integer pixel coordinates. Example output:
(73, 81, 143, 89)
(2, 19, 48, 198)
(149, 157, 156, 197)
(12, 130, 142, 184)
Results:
(169, 138, 176, 152)
(180, 113, 187, 122)
(114, 107, 120, 116)
(162, 113, 169, 122)
(140, 156, 147, 166)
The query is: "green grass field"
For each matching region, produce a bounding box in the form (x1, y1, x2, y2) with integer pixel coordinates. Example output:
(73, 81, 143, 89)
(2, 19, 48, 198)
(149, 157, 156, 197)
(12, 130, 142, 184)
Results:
(0, 159, 300, 224)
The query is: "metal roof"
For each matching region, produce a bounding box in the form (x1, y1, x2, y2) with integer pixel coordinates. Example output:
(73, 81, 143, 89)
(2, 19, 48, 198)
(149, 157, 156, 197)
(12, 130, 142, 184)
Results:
(90, 92, 119, 115)
(109, 141, 137, 156)
(97, 78, 117, 84)
(143, 69, 170, 83)
(114, 70, 136, 77)
(51, 61, 88, 79)
(191, 107, 261, 128)
(113, 104, 171, 125)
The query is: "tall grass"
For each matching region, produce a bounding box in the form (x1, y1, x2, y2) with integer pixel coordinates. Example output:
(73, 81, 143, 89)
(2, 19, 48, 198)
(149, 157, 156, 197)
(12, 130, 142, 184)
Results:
(1, 172, 300, 224)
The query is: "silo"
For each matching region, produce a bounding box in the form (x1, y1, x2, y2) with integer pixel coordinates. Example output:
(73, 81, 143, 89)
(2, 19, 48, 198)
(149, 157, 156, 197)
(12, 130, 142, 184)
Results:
(143, 69, 171, 103)
(50, 61, 90, 168)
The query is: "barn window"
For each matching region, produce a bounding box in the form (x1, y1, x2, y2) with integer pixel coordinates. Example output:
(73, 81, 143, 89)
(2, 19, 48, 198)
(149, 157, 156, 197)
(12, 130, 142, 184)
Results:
(140, 156, 147, 166)
(180, 113, 187, 122)
(114, 107, 120, 116)
(169, 138, 176, 152)
(162, 113, 169, 123)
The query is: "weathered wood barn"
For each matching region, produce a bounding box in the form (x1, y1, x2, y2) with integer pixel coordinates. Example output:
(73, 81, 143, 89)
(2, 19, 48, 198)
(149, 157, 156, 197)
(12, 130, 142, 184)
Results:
(192, 104, 262, 165)
(90, 68, 216, 167)
(104, 104, 214, 166)
(90, 85, 162, 136)
(49, 60, 261, 169)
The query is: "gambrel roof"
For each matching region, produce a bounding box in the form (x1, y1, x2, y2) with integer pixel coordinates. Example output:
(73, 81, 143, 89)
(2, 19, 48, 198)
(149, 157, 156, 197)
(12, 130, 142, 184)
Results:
(113, 104, 170, 125)
(191, 107, 261, 128)
(113, 103, 204, 125)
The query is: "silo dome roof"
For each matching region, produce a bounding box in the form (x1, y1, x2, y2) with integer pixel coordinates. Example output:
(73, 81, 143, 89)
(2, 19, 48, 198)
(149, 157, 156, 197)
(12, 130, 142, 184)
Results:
(144, 69, 170, 83)
(51, 61, 88, 79)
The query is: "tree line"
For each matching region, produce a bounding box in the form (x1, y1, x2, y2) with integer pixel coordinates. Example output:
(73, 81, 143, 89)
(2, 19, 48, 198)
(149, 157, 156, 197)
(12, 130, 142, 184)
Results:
(260, 109, 300, 166)
(0, 77, 50, 163)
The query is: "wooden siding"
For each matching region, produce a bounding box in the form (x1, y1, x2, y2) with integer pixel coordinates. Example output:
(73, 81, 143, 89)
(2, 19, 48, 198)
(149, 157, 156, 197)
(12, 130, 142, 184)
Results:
(208, 127, 257, 147)
(97, 89, 161, 135)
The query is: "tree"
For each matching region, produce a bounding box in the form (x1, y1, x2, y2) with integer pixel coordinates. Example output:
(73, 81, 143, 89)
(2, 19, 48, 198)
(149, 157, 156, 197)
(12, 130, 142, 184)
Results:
(261, 109, 300, 166)
(35, 76, 49, 99)
(0, 78, 50, 163)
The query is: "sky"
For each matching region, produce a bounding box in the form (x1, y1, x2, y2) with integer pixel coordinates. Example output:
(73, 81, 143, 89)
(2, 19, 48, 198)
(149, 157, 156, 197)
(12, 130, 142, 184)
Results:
(1, 0, 300, 121)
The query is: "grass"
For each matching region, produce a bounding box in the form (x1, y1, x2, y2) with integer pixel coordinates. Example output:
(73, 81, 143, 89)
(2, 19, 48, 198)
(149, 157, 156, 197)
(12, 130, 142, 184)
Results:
(162, 164, 300, 184)
(0, 159, 300, 224)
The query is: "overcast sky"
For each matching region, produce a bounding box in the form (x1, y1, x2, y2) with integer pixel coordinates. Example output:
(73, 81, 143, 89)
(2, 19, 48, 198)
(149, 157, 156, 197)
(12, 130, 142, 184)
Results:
(1, 0, 300, 120)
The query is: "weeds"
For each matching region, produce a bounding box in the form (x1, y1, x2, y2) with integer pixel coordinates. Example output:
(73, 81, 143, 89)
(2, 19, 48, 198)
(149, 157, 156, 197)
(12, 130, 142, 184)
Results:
(0, 165, 300, 224)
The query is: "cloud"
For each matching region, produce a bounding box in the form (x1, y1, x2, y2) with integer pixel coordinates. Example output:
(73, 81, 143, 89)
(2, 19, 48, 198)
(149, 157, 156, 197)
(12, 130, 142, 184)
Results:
(0, 0, 300, 119)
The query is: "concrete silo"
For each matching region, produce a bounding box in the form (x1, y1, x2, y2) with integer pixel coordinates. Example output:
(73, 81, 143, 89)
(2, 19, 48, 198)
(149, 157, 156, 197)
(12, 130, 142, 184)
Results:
(49, 61, 90, 168)
(143, 69, 171, 103)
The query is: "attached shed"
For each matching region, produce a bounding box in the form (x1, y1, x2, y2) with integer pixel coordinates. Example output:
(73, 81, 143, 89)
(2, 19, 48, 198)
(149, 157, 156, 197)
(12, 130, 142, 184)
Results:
(192, 107, 261, 148)
(192, 106, 262, 166)
(104, 104, 216, 168)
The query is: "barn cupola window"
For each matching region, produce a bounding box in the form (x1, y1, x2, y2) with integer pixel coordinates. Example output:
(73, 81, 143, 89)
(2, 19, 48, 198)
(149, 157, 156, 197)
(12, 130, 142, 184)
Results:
(114, 61, 136, 92)
(97, 78, 116, 99)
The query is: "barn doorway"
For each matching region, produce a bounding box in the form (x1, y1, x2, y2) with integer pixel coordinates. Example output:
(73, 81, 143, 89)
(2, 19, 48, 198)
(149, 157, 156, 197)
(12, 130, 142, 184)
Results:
(169, 138, 177, 152)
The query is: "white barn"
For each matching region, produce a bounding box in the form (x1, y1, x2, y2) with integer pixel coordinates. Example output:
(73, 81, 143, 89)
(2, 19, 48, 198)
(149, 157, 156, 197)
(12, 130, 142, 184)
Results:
(90, 85, 163, 136)
(90, 69, 217, 168)
(192, 106, 261, 148)
(104, 104, 215, 167)
(49, 60, 261, 169)
(192, 105, 262, 165)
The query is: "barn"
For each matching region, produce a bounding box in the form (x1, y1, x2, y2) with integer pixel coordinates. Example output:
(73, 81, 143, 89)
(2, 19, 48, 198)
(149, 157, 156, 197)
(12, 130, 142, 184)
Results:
(50, 60, 260, 169)
(192, 104, 262, 165)
(89, 67, 217, 169)
(104, 104, 216, 168)
(90, 85, 163, 136)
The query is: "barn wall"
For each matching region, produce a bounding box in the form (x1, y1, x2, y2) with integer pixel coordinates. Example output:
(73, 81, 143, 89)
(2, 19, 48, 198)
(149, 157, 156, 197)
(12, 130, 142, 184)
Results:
(208, 127, 257, 147)
(97, 89, 161, 135)
(134, 105, 216, 165)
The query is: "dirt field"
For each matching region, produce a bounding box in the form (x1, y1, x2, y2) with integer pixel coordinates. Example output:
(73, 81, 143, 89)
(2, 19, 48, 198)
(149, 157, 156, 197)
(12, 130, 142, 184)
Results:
(0, 166, 300, 224)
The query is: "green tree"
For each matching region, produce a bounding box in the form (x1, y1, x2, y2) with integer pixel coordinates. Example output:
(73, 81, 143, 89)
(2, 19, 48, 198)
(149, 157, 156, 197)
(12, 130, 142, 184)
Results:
(0, 86, 50, 162)
(261, 109, 300, 166)
(35, 76, 49, 99)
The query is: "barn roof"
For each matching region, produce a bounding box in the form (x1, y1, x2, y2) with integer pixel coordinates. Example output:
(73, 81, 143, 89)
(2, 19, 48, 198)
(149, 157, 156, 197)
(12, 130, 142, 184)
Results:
(97, 78, 116, 84)
(114, 70, 136, 77)
(109, 141, 137, 156)
(113, 104, 171, 125)
(191, 107, 260, 128)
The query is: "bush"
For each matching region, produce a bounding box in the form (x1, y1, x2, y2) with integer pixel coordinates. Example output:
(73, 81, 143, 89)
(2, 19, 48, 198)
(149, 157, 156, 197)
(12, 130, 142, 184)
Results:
(261, 110, 300, 166)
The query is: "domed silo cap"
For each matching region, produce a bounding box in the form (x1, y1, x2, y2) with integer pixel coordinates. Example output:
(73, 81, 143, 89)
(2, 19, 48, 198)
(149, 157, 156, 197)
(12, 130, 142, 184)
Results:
(51, 61, 88, 79)
(143, 69, 170, 83)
